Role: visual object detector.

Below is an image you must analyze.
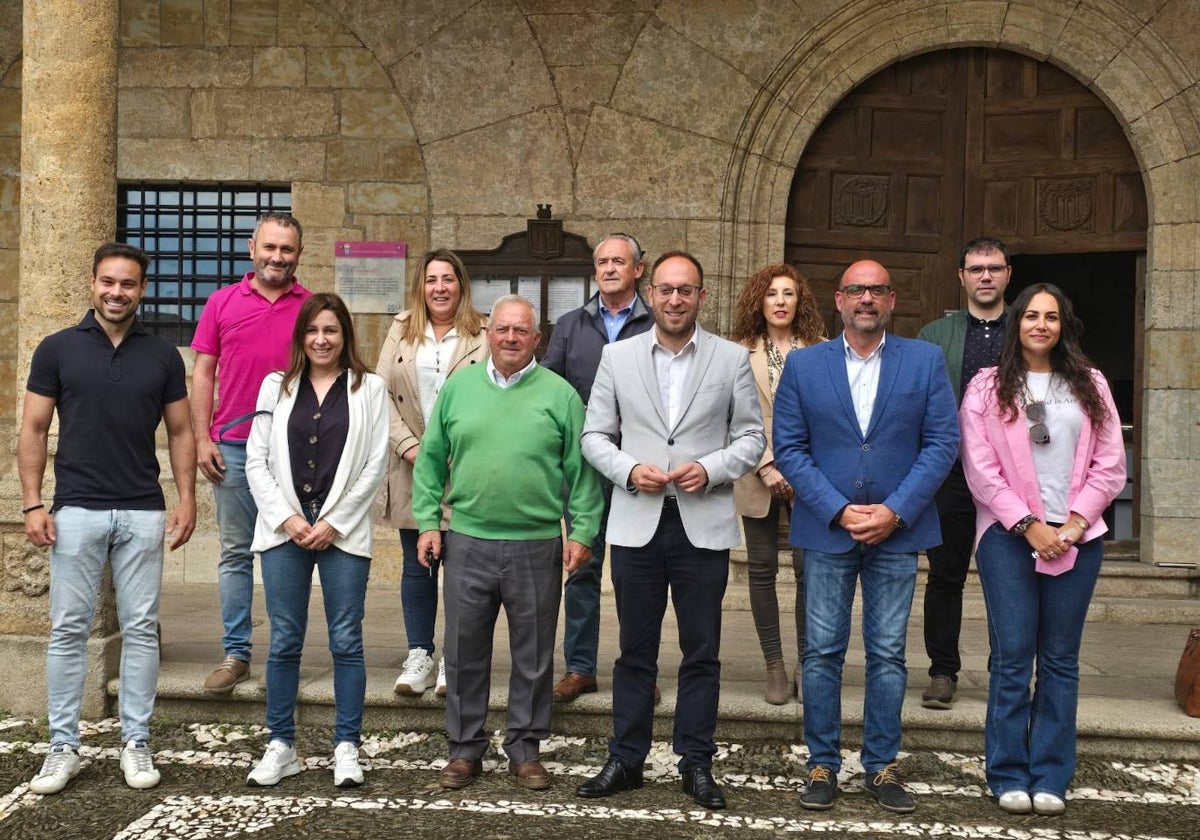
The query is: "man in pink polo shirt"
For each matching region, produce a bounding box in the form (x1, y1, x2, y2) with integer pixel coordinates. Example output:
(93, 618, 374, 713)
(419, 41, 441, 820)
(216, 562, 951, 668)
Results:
(191, 211, 312, 693)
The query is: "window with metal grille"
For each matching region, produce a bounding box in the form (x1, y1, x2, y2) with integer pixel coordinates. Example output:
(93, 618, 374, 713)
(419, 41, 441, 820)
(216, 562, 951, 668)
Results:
(117, 184, 293, 345)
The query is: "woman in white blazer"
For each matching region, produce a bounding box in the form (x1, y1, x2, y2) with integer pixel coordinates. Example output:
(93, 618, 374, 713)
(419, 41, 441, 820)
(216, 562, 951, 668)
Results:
(730, 264, 826, 704)
(244, 293, 389, 790)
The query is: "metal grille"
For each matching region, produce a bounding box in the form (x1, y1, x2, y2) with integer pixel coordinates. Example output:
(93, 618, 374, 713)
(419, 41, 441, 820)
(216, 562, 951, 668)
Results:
(117, 184, 292, 345)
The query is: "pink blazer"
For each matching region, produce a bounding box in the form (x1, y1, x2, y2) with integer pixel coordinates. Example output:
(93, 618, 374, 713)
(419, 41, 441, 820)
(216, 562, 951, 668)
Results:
(959, 367, 1126, 571)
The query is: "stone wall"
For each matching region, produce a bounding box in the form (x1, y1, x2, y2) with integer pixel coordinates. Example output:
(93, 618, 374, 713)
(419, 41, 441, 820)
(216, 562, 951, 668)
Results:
(4, 0, 1198, 596)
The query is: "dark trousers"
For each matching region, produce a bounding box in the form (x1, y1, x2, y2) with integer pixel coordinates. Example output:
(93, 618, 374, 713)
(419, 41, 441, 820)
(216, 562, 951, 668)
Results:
(609, 500, 729, 772)
(922, 463, 978, 679)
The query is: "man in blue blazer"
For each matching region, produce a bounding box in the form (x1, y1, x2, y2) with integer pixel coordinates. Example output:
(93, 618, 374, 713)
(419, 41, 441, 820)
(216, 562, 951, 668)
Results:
(774, 260, 958, 815)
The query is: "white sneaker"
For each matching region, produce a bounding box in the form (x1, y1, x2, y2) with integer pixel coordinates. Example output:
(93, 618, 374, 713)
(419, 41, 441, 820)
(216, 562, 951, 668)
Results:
(120, 740, 161, 790)
(29, 745, 80, 795)
(393, 649, 435, 696)
(998, 790, 1032, 814)
(247, 740, 302, 787)
(435, 658, 447, 697)
(1032, 792, 1066, 815)
(333, 741, 364, 787)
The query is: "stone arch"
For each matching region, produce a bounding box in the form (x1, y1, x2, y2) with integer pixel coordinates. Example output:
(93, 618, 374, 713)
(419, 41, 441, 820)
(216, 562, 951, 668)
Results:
(717, 0, 1200, 561)
(720, 0, 1197, 289)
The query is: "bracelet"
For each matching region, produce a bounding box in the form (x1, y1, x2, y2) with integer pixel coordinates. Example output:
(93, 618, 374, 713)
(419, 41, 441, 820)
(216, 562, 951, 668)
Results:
(21, 503, 44, 514)
(1010, 514, 1039, 535)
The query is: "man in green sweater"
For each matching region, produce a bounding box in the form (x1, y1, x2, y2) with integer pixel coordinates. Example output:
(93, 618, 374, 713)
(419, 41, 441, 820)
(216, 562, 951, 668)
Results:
(413, 294, 603, 793)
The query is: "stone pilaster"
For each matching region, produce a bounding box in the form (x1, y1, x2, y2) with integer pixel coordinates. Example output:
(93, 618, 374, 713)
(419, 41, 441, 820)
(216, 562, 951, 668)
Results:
(1, 0, 120, 718)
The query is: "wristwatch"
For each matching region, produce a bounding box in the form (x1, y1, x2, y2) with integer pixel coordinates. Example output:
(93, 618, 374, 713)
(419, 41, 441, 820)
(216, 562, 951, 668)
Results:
(1010, 514, 1039, 535)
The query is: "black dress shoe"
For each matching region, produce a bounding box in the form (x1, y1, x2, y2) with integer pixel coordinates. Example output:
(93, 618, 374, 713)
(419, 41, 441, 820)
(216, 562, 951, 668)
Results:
(682, 766, 727, 809)
(576, 756, 644, 798)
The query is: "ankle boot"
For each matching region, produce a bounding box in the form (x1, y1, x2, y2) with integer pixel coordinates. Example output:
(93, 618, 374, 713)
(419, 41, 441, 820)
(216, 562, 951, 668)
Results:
(764, 660, 789, 705)
(793, 662, 804, 704)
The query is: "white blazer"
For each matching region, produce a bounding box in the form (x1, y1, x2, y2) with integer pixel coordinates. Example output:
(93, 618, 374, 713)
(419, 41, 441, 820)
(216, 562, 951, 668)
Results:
(581, 326, 765, 550)
(246, 370, 390, 558)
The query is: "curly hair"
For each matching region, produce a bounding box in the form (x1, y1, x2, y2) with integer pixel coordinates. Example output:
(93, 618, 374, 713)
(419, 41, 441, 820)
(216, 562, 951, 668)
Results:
(730, 264, 826, 346)
(994, 283, 1110, 428)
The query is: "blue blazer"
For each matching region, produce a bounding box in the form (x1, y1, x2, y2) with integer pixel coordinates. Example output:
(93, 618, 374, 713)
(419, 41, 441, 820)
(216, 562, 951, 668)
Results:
(773, 333, 959, 554)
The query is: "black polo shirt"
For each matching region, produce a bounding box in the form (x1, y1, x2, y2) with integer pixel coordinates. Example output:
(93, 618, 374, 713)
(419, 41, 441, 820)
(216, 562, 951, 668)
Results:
(27, 311, 188, 511)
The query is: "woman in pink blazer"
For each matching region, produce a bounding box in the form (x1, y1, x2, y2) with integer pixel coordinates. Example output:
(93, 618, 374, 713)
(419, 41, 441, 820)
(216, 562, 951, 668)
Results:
(959, 283, 1126, 817)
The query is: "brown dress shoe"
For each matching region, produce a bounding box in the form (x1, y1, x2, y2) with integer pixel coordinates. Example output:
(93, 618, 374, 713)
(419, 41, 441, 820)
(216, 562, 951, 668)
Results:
(552, 673, 598, 702)
(508, 759, 551, 790)
(204, 657, 249, 695)
(440, 757, 482, 789)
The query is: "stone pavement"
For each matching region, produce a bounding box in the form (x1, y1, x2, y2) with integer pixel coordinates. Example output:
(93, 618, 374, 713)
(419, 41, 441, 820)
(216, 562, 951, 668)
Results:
(148, 563, 1200, 761)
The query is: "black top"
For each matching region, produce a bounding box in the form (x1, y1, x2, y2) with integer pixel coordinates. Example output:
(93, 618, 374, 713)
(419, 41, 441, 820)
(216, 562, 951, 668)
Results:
(287, 372, 350, 506)
(27, 311, 188, 511)
(960, 311, 1007, 399)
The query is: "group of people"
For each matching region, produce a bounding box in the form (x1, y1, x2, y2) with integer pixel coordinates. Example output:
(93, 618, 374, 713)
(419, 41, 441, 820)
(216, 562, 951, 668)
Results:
(19, 220, 1126, 820)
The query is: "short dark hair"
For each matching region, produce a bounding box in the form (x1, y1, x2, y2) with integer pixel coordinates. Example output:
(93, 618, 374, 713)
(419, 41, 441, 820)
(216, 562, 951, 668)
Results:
(254, 211, 304, 245)
(92, 242, 149, 280)
(959, 237, 1009, 268)
(650, 250, 704, 287)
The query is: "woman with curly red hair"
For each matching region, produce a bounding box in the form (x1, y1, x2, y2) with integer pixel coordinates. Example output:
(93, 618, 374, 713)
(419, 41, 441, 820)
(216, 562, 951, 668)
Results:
(730, 264, 826, 704)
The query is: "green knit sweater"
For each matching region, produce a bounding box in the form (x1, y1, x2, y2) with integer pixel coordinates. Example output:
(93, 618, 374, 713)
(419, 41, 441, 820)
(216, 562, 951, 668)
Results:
(412, 364, 603, 545)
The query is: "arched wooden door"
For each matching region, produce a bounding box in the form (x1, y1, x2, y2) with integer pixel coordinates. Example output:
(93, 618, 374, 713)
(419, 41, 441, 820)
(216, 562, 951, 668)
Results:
(784, 48, 1146, 537)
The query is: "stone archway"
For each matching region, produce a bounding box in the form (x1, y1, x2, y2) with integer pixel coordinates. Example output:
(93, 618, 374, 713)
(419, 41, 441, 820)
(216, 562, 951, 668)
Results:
(716, 0, 1200, 563)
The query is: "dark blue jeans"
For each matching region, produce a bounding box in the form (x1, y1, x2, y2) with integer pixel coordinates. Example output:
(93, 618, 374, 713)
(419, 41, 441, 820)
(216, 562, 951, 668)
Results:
(561, 479, 613, 676)
(399, 528, 439, 654)
(261, 533, 370, 747)
(976, 524, 1103, 797)
(802, 545, 917, 774)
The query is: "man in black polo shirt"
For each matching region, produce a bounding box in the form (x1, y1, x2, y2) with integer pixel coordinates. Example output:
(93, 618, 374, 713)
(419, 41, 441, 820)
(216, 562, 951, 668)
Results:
(18, 242, 196, 795)
(916, 237, 1012, 709)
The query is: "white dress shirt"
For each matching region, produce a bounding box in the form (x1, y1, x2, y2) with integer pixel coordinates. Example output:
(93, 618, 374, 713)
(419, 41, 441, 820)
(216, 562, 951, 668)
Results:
(651, 330, 697, 428)
(843, 332, 886, 437)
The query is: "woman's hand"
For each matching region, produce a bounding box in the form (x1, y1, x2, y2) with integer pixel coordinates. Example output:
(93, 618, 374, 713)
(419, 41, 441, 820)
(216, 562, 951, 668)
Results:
(1056, 515, 1089, 547)
(283, 514, 312, 543)
(758, 465, 794, 502)
(402, 444, 419, 466)
(298, 519, 339, 551)
(1025, 520, 1070, 561)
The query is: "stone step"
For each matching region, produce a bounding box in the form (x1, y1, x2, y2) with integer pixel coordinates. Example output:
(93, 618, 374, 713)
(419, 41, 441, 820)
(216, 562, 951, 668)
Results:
(135, 661, 1200, 763)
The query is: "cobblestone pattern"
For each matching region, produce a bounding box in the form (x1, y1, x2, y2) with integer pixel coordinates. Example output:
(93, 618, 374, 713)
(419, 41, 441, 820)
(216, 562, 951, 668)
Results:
(0, 718, 1195, 839)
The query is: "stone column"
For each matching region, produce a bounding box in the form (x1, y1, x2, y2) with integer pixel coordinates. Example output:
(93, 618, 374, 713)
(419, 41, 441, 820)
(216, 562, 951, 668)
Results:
(0, 0, 119, 718)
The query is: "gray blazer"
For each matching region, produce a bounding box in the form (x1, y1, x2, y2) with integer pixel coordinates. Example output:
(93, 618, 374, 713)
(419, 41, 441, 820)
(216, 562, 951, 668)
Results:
(581, 326, 765, 551)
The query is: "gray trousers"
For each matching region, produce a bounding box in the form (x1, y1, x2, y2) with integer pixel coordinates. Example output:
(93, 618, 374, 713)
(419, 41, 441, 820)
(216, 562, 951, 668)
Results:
(442, 530, 562, 764)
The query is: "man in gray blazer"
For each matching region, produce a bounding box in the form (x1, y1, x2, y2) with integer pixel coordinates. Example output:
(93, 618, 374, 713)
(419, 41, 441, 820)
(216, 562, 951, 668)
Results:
(577, 250, 765, 810)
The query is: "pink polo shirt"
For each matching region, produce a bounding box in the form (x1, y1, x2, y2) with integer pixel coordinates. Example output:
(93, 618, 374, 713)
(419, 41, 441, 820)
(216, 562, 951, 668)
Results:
(191, 272, 312, 442)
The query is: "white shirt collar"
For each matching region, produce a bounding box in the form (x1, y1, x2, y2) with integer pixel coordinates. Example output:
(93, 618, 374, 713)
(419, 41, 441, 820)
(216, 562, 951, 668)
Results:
(487, 354, 537, 388)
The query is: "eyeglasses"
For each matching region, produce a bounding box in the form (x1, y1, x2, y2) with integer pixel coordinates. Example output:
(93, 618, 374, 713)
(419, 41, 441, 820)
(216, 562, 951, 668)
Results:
(1026, 400, 1050, 445)
(962, 264, 1010, 278)
(651, 284, 701, 300)
(839, 284, 891, 299)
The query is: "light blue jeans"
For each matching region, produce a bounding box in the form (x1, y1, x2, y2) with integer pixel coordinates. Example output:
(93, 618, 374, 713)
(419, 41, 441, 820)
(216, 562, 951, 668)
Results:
(802, 545, 917, 774)
(47, 507, 166, 748)
(213, 441, 257, 662)
(976, 524, 1103, 797)
(260, 536, 370, 746)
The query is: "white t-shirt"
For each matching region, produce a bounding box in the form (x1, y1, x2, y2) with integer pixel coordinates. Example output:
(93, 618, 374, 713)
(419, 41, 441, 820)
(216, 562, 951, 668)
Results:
(1026, 371, 1083, 522)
